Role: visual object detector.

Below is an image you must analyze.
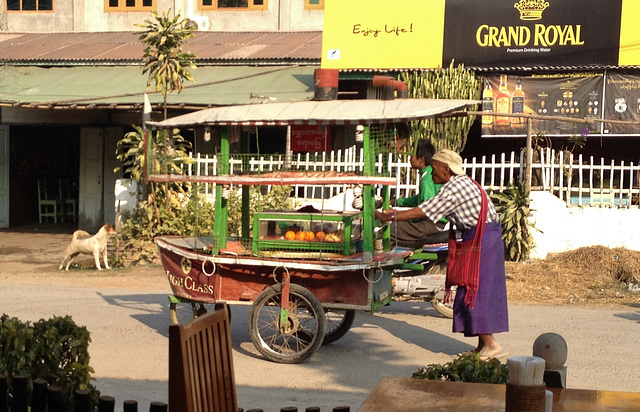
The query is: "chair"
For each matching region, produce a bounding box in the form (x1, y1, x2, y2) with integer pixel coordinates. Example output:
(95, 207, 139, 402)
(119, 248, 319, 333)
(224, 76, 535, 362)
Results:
(169, 303, 238, 412)
(37, 179, 59, 223)
(58, 179, 78, 222)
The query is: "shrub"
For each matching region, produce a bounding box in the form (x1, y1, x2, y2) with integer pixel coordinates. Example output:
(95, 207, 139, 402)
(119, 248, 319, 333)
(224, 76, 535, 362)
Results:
(226, 185, 299, 237)
(112, 182, 216, 266)
(114, 183, 297, 265)
(412, 354, 508, 384)
(491, 182, 536, 262)
(0, 314, 100, 411)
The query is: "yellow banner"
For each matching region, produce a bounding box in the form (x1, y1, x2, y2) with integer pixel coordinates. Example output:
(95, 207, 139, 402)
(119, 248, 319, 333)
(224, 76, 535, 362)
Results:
(619, 0, 640, 66)
(322, 0, 640, 69)
(321, 0, 446, 70)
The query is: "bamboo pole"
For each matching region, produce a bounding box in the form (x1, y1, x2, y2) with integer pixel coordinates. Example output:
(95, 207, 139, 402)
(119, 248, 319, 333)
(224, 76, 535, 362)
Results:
(461, 110, 640, 126)
(525, 118, 532, 193)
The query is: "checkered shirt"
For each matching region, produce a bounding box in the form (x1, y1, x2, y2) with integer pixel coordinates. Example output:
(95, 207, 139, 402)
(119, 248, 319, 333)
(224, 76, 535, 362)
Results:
(418, 174, 499, 230)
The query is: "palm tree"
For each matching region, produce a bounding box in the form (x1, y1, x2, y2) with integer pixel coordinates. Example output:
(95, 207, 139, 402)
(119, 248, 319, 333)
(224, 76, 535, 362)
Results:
(135, 9, 197, 119)
(133, 10, 197, 210)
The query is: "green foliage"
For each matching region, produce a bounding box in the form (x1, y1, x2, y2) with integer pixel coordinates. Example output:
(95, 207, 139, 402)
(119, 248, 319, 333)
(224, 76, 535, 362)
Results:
(114, 125, 193, 186)
(567, 130, 587, 152)
(0, 314, 99, 411)
(0, 315, 35, 379)
(134, 9, 197, 98)
(492, 182, 535, 262)
(113, 185, 215, 266)
(412, 354, 508, 384)
(115, 182, 297, 266)
(533, 129, 587, 154)
(226, 185, 300, 237)
(399, 61, 481, 152)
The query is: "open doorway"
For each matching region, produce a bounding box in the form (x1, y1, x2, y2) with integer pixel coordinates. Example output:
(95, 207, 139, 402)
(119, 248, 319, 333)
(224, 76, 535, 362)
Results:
(9, 126, 80, 227)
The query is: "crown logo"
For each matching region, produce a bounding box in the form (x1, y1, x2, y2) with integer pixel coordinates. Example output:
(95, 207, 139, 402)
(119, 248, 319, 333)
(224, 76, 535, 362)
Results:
(514, 0, 549, 21)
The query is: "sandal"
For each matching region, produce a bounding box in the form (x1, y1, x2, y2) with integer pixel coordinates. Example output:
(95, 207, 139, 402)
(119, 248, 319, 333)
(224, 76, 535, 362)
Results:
(458, 350, 477, 357)
(478, 349, 508, 361)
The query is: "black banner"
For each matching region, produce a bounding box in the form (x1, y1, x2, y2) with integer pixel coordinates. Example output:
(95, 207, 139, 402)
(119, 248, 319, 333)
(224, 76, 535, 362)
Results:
(481, 74, 604, 136)
(603, 72, 640, 135)
(443, 0, 623, 67)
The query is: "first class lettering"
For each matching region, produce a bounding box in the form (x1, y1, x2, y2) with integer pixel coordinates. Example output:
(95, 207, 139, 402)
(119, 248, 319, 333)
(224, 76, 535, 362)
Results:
(167, 271, 215, 295)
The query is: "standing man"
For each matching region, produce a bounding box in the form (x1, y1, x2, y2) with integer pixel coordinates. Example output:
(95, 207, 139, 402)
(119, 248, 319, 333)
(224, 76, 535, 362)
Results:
(377, 149, 509, 359)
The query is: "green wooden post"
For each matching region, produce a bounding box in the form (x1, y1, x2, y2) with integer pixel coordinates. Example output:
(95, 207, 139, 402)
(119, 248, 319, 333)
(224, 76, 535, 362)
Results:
(362, 126, 375, 256)
(241, 133, 251, 239)
(381, 185, 391, 250)
(213, 127, 230, 253)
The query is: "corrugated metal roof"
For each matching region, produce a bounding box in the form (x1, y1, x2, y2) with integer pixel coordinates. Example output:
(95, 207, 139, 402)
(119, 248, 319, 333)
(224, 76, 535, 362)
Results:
(0, 31, 322, 65)
(147, 98, 480, 128)
(2, 31, 636, 72)
(0, 65, 316, 109)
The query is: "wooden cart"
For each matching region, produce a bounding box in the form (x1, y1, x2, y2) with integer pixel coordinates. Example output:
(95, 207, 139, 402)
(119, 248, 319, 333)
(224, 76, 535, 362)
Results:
(148, 98, 477, 363)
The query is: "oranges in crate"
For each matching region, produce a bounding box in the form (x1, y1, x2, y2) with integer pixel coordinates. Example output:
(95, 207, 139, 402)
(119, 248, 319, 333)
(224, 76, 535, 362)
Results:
(284, 229, 325, 242)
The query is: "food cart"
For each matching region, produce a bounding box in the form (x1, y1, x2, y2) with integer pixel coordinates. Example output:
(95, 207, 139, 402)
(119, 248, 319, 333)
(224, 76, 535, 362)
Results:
(147, 98, 477, 363)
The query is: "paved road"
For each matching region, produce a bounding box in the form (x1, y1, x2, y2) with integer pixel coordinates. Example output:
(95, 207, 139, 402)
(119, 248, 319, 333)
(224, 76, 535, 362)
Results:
(2, 283, 639, 411)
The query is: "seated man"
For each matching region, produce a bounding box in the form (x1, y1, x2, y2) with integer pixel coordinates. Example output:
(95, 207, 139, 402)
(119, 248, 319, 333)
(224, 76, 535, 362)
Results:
(389, 138, 446, 248)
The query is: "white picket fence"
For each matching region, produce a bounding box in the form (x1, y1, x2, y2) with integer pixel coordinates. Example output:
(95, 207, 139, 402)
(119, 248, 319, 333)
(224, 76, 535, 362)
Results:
(183, 147, 640, 208)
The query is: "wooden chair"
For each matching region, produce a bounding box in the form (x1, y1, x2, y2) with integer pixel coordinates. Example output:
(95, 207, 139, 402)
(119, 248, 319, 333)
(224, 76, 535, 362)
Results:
(58, 178, 78, 222)
(169, 303, 238, 412)
(37, 179, 59, 223)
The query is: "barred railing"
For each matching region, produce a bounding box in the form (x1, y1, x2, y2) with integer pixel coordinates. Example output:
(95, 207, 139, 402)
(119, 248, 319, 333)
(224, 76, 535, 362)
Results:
(183, 148, 640, 208)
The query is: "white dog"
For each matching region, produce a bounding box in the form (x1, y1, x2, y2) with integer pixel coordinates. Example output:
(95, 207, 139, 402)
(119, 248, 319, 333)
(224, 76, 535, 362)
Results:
(59, 224, 117, 271)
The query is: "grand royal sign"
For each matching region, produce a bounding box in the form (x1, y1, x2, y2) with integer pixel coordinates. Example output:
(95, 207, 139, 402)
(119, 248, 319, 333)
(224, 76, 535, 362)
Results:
(321, 0, 640, 69)
(475, 24, 584, 48)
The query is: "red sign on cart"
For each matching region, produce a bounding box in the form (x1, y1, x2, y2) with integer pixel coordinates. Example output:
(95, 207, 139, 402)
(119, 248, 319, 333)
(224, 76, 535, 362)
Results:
(291, 125, 330, 152)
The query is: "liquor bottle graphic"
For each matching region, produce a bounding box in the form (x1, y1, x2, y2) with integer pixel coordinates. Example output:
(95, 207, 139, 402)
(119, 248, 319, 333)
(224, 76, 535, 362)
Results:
(495, 74, 510, 126)
(511, 77, 525, 126)
(586, 90, 599, 131)
(482, 78, 494, 126)
(536, 92, 549, 132)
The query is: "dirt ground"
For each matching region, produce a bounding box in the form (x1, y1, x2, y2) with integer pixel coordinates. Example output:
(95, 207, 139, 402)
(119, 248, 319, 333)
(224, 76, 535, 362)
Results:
(0, 225, 168, 291)
(1, 225, 640, 308)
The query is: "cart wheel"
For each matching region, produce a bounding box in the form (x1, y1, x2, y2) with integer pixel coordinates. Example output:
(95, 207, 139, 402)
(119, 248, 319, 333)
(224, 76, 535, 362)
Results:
(169, 300, 217, 325)
(322, 309, 356, 345)
(431, 287, 456, 319)
(249, 284, 326, 364)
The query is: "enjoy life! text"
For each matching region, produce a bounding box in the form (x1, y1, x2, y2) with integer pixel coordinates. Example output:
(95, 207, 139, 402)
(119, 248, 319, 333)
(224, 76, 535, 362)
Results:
(352, 23, 414, 37)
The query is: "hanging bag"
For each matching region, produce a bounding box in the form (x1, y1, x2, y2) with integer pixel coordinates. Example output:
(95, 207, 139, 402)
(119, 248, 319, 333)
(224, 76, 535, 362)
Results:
(444, 179, 487, 308)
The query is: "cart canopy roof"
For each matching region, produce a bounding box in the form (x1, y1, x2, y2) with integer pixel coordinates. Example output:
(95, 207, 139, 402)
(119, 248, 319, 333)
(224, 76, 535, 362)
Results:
(147, 98, 480, 129)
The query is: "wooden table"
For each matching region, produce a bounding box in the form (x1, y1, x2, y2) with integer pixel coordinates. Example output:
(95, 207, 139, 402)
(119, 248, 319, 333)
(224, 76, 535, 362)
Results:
(357, 377, 640, 411)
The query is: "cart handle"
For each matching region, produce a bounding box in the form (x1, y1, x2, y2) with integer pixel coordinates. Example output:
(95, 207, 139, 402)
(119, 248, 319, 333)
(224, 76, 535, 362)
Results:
(202, 258, 216, 276)
(271, 265, 291, 285)
(363, 265, 384, 284)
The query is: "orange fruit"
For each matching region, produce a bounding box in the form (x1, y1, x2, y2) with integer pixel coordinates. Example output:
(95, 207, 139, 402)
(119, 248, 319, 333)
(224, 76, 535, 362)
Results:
(315, 231, 326, 241)
(295, 231, 306, 241)
(304, 231, 316, 241)
(285, 231, 296, 240)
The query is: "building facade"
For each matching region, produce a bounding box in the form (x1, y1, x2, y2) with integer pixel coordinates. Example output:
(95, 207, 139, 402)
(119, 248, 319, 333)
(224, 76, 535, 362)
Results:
(2, 0, 324, 32)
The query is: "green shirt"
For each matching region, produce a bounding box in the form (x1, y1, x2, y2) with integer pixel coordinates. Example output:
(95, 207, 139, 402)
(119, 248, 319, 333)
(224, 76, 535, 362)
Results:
(397, 166, 447, 223)
(397, 166, 442, 207)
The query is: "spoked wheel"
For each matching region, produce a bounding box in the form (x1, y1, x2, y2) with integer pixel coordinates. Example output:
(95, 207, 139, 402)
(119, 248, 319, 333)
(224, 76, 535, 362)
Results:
(322, 309, 356, 344)
(249, 284, 326, 364)
(431, 286, 456, 319)
(169, 298, 217, 325)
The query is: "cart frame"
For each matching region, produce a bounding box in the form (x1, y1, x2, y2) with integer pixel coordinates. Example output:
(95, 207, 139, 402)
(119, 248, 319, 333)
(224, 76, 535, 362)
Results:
(148, 98, 478, 363)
